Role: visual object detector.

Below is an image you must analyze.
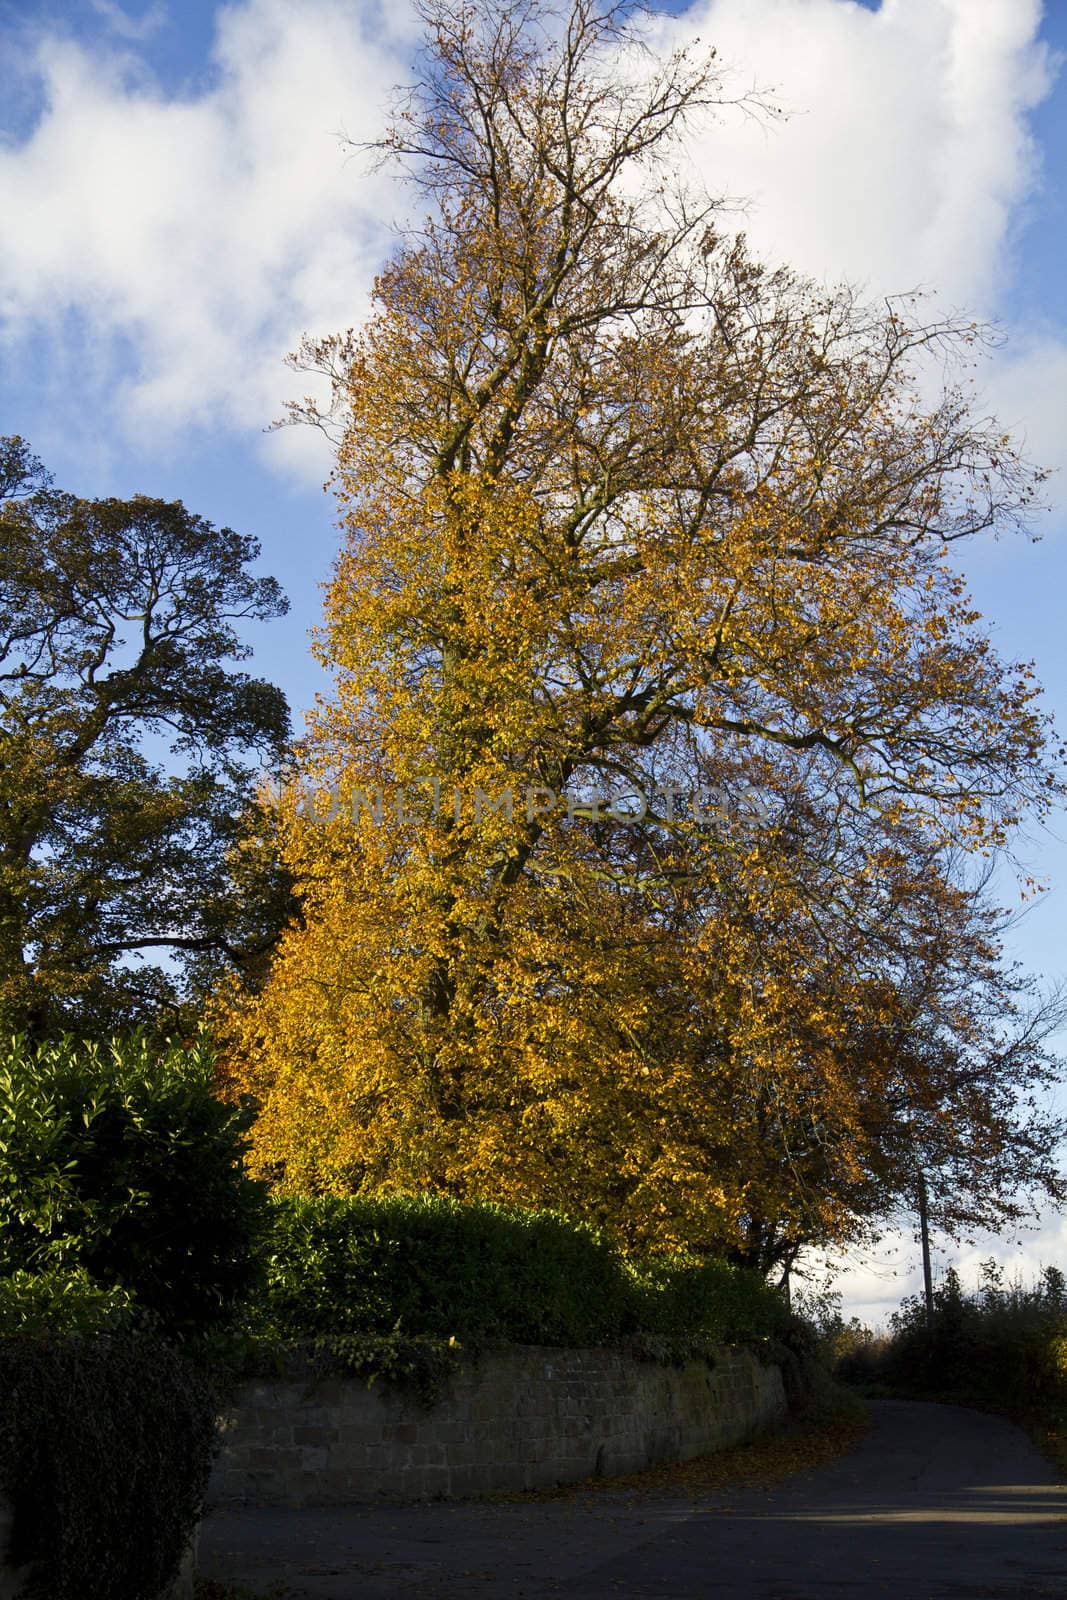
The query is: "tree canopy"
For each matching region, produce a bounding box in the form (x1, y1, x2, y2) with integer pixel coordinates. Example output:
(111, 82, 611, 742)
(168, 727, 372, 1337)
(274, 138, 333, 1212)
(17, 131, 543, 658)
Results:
(0, 435, 292, 1036)
(221, 0, 1064, 1266)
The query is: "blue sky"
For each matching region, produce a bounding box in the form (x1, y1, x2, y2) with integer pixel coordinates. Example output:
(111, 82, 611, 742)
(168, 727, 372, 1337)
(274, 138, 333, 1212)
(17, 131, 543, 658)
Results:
(2, 0, 1067, 1319)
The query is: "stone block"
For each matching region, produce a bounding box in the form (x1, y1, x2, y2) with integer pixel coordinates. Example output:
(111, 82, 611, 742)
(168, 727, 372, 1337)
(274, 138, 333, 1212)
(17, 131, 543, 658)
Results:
(338, 1420, 387, 1447)
(293, 1425, 339, 1447)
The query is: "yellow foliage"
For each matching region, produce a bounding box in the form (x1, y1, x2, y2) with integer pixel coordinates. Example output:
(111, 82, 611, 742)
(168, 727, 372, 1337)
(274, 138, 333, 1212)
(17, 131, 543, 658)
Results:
(218, 0, 1063, 1268)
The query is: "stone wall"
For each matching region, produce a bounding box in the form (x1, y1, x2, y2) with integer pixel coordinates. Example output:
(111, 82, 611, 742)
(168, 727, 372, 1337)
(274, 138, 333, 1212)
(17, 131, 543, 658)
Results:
(209, 1343, 787, 1507)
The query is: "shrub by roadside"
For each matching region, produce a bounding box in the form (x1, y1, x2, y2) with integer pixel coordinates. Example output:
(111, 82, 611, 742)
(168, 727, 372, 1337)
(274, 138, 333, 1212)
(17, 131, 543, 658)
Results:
(0, 1267, 135, 1337)
(838, 1261, 1067, 1408)
(256, 1193, 635, 1345)
(0, 1032, 266, 1338)
(250, 1193, 792, 1353)
(0, 1034, 259, 1595)
(0, 1275, 216, 1600)
(629, 1252, 793, 1348)
(836, 1262, 1067, 1472)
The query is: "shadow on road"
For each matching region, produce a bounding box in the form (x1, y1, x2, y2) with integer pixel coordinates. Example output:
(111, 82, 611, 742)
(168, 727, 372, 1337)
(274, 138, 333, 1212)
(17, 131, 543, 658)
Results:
(201, 1399, 1067, 1599)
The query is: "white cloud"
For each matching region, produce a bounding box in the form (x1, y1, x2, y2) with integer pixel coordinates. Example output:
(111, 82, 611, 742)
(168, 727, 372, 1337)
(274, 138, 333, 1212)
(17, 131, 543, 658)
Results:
(89, 0, 168, 43)
(0, 0, 416, 475)
(646, 0, 1067, 516)
(646, 0, 1054, 310)
(0, 0, 1062, 485)
(980, 331, 1067, 489)
(822, 1208, 1067, 1329)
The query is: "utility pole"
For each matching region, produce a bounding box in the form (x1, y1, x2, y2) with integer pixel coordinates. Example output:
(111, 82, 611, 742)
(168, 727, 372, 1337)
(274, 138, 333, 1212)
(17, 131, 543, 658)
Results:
(917, 1171, 934, 1333)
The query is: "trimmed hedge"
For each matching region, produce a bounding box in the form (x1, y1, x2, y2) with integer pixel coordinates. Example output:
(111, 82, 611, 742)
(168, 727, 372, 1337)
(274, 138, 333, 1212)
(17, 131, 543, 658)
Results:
(257, 1193, 637, 1344)
(252, 1193, 789, 1349)
(0, 1324, 216, 1600)
(0, 1032, 266, 1337)
(630, 1253, 793, 1345)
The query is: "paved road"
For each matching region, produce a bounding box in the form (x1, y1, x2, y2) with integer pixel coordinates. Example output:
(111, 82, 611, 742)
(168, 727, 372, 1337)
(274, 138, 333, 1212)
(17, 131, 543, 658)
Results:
(200, 1400, 1067, 1599)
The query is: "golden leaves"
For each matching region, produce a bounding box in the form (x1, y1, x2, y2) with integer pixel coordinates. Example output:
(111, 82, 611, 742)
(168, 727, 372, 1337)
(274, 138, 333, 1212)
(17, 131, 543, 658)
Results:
(223, 0, 1063, 1266)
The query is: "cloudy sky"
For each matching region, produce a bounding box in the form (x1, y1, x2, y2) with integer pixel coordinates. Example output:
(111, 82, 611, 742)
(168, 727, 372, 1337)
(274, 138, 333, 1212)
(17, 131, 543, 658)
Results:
(3, 0, 1066, 1320)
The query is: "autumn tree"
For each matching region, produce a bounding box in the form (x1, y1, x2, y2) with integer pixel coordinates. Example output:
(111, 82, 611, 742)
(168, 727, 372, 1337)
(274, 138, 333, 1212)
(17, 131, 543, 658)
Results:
(0, 435, 292, 1037)
(222, 0, 1063, 1260)
(626, 785, 1066, 1271)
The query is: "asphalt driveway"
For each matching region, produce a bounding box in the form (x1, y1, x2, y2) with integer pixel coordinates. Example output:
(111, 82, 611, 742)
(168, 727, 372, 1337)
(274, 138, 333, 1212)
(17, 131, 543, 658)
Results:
(200, 1399, 1067, 1599)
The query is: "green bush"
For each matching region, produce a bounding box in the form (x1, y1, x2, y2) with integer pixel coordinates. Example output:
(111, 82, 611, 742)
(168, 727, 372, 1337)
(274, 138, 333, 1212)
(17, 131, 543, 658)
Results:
(0, 1327, 216, 1600)
(251, 1193, 788, 1350)
(0, 1032, 265, 1337)
(0, 1268, 135, 1337)
(256, 1193, 639, 1345)
(630, 1255, 792, 1345)
(837, 1261, 1067, 1416)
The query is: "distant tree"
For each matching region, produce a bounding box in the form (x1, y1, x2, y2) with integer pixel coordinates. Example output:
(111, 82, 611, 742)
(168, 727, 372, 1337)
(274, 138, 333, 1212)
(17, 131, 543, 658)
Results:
(0, 434, 292, 1036)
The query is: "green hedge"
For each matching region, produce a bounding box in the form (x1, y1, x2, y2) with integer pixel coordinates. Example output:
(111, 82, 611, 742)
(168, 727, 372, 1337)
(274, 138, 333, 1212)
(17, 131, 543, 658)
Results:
(0, 1032, 265, 1337)
(252, 1193, 789, 1349)
(629, 1254, 793, 1345)
(256, 1193, 638, 1344)
(0, 1324, 216, 1600)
